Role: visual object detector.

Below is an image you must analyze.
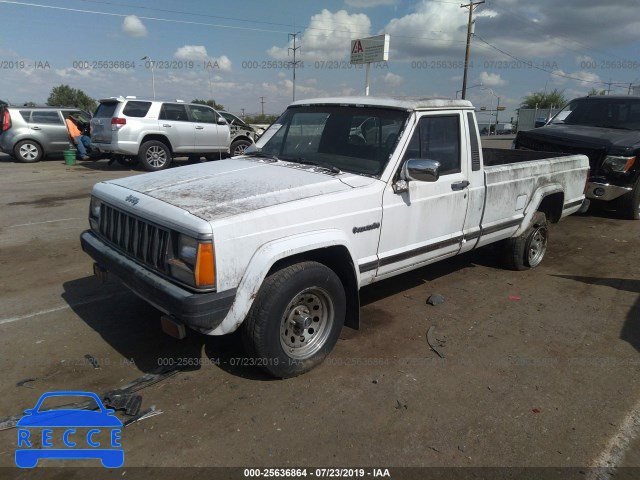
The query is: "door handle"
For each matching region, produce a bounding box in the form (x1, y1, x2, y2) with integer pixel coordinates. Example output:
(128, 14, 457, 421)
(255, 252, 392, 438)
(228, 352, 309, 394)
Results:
(31, 126, 41, 130)
(195, 126, 204, 130)
(451, 181, 470, 191)
(162, 124, 172, 127)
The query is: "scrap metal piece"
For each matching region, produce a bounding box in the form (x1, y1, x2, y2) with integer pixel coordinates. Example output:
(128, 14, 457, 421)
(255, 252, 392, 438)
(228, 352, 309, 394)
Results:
(84, 354, 100, 369)
(16, 378, 37, 389)
(103, 393, 142, 416)
(123, 406, 163, 427)
(426, 326, 445, 359)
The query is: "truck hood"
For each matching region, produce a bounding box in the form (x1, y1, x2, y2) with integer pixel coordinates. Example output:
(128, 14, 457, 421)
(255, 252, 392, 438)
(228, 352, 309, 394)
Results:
(519, 124, 640, 152)
(107, 158, 366, 221)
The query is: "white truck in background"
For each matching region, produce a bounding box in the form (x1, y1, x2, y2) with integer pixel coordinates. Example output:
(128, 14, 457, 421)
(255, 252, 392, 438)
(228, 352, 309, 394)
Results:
(81, 96, 589, 377)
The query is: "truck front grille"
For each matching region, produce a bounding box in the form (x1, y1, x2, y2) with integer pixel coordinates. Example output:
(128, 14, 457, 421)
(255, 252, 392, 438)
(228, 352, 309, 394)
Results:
(99, 204, 170, 272)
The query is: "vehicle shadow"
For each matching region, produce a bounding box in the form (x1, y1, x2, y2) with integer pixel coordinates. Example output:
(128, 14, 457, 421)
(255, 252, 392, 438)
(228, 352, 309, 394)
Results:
(552, 274, 640, 353)
(61, 275, 274, 381)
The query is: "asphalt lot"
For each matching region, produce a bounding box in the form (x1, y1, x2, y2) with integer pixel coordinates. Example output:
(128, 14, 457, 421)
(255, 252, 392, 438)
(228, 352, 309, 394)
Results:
(0, 150, 638, 477)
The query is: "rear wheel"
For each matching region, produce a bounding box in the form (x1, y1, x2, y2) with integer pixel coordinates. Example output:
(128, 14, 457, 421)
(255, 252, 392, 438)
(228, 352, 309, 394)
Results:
(14, 140, 43, 163)
(138, 140, 171, 171)
(619, 177, 640, 220)
(242, 261, 346, 378)
(230, 139, 251, 157)
(503, 212, 548, 271)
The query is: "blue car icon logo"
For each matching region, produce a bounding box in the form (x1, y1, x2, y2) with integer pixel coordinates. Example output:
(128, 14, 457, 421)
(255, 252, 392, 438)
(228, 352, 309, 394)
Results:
(15, 391, 124, 468)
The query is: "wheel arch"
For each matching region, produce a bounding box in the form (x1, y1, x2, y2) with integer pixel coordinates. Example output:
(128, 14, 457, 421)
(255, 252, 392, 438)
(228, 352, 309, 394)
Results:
(139, 134, 173, 153)
(206, 231, 360, 336)
(514, 184, 563, 236)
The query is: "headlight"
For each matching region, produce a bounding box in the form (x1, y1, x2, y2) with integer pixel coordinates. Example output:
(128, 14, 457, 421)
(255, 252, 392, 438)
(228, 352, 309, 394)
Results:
(89, 196, 102, 231)
(602, 155, 635, 173)
(168, 234, 216, 289)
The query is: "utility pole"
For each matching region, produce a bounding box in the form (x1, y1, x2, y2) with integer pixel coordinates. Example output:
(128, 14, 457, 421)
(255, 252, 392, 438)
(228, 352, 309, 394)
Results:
(241, 108, 245, 120)
(460, 1, 484, 100)
(288, 32, 301, 102)
(259, 96, 265, 116)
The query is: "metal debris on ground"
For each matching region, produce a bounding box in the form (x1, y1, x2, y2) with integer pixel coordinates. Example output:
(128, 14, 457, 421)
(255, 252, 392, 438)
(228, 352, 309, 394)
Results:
(427, 294, 445, 306)
(123, 406, 163, 427)
(103, 393, 143, 416)
(84, 354, 101, 369)
(16, 378, 36, 389)
(426, 326, 445, 359)
(0, 364, 181, 431)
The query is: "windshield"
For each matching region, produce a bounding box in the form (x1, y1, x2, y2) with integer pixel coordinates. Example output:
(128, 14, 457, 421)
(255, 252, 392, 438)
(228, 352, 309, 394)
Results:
(252, 106, 408, 176)
(554, 98, 640, 129)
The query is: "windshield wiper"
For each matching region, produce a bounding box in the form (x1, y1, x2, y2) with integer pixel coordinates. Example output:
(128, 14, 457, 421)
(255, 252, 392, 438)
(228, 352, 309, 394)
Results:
(282, 157, 341, 174)
(244, 151, 279, 162)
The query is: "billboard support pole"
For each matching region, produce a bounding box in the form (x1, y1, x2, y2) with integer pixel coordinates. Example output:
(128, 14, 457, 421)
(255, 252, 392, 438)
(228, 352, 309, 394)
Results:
(365, 63, 371, 96)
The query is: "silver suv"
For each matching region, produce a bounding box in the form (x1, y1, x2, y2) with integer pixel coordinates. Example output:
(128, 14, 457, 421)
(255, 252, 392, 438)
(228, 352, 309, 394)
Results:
(0, 105, 91, 162)
(91, 97, 240, 171)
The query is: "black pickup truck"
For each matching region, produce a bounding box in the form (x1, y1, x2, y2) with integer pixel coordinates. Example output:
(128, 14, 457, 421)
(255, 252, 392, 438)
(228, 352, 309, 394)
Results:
(514, 95, 640, 219)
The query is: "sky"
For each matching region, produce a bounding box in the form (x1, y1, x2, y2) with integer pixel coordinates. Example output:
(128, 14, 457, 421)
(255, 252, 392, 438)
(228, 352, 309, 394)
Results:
(1, 0, 639, 123)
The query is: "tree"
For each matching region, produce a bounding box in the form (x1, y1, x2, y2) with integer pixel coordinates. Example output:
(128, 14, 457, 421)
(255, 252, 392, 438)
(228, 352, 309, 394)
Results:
(191, 98, 224, 110)
(520, 88, 568, 109)
(47, 85, 96, 112)
(587, 88, 606, 96)
(244, 113, 278, 124)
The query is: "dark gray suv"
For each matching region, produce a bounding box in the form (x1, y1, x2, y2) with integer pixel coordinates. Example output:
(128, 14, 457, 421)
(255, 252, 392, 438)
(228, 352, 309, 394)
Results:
(0, 105, 91, 162)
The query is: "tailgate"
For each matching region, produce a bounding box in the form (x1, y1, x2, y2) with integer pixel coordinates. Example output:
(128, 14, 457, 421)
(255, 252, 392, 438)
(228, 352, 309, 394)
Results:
(91, 101, 118, 143)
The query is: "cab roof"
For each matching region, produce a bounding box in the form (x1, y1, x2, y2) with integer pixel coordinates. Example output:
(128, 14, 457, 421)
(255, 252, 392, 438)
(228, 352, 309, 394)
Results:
(289, 96, 474, 111)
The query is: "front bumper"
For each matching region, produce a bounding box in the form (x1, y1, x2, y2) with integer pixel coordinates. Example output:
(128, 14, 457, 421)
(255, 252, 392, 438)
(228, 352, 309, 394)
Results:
(586, 182, 632, 202)
(80, 230, 236, 331)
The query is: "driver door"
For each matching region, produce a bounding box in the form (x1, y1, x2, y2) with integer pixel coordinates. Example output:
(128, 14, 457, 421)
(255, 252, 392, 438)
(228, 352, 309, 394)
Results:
(376, 112, 470, 278)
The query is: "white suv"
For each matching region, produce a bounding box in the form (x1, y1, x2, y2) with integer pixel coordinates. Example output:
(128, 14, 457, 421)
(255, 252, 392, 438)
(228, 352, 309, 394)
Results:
(90, 97, 232, 171)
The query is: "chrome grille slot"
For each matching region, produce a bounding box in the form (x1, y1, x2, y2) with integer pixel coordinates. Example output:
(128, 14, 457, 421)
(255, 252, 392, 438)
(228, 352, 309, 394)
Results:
(99, 204, 170, 272)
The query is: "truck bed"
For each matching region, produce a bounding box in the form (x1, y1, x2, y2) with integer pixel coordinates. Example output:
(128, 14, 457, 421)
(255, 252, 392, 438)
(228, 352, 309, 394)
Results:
(482, 148, 572, 167)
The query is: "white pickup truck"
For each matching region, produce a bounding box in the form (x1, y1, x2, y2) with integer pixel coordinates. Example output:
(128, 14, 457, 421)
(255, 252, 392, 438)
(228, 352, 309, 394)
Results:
(81, 96, 589, 377)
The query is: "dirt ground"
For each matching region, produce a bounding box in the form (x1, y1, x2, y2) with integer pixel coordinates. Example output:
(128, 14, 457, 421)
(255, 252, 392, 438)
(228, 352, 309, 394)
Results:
(0, 151, 638, 478)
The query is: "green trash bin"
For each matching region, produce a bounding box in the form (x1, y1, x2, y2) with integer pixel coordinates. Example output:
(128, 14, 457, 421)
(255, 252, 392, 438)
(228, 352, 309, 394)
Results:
(63, 149, 76, 166)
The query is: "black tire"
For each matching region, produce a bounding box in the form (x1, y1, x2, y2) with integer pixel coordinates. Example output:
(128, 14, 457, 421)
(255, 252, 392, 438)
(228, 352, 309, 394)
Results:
(14, 140, 43, 163)
(619, 177, 640, 220)
(230, 139, 251, 157)
(503, 212, 548, 271)
(241, 261, 346, 378)
(138, 140, 171, 171)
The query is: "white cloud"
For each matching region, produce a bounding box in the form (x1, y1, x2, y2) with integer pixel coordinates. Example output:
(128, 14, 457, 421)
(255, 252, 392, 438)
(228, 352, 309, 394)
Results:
(268, 9, 371, 61)
(345, 0, 396, 7)
(478, 71, 506, 87)
(122, 15, 148, 37)
(174, 45, 232, 72)
(383, 72, 403, 86)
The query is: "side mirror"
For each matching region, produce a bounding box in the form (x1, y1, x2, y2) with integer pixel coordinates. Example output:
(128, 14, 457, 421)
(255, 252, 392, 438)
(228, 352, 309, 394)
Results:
(217, 116, 228, 125)
(404, 158, 440, 182)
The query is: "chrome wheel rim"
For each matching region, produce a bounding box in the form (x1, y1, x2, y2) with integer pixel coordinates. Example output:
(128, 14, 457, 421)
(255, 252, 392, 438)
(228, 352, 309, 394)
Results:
(233, 143, 248, 156)
(146, 146, 167, 168)
(19, 143, 39, 160)
(280, 287, 334, 360)
(527, 226, 548, 267)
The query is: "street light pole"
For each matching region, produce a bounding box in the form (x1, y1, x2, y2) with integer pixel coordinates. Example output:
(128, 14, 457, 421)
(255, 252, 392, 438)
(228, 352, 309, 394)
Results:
(141, 56, 156, 99)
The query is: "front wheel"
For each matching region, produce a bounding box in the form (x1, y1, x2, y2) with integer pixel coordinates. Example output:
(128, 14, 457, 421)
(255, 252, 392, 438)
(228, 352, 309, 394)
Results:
(619, 177, 640, 220)
(503, 212, 548, 271)
(242, 261, 346, 378)
(230, 139, 252, 157)
(138, 140, 171, 171)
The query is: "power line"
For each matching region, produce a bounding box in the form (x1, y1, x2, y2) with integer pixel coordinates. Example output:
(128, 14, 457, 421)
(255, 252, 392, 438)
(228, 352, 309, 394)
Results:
(474, 34, 631, 87)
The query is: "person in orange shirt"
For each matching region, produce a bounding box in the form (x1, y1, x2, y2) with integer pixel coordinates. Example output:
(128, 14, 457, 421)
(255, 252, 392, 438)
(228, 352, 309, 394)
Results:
(65, 115, 91, 160)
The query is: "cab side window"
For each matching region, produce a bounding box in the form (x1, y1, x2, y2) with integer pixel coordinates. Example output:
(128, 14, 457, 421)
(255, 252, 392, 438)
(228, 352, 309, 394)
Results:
(402, 116, 461, 175)
(159, 103, 188, 122)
